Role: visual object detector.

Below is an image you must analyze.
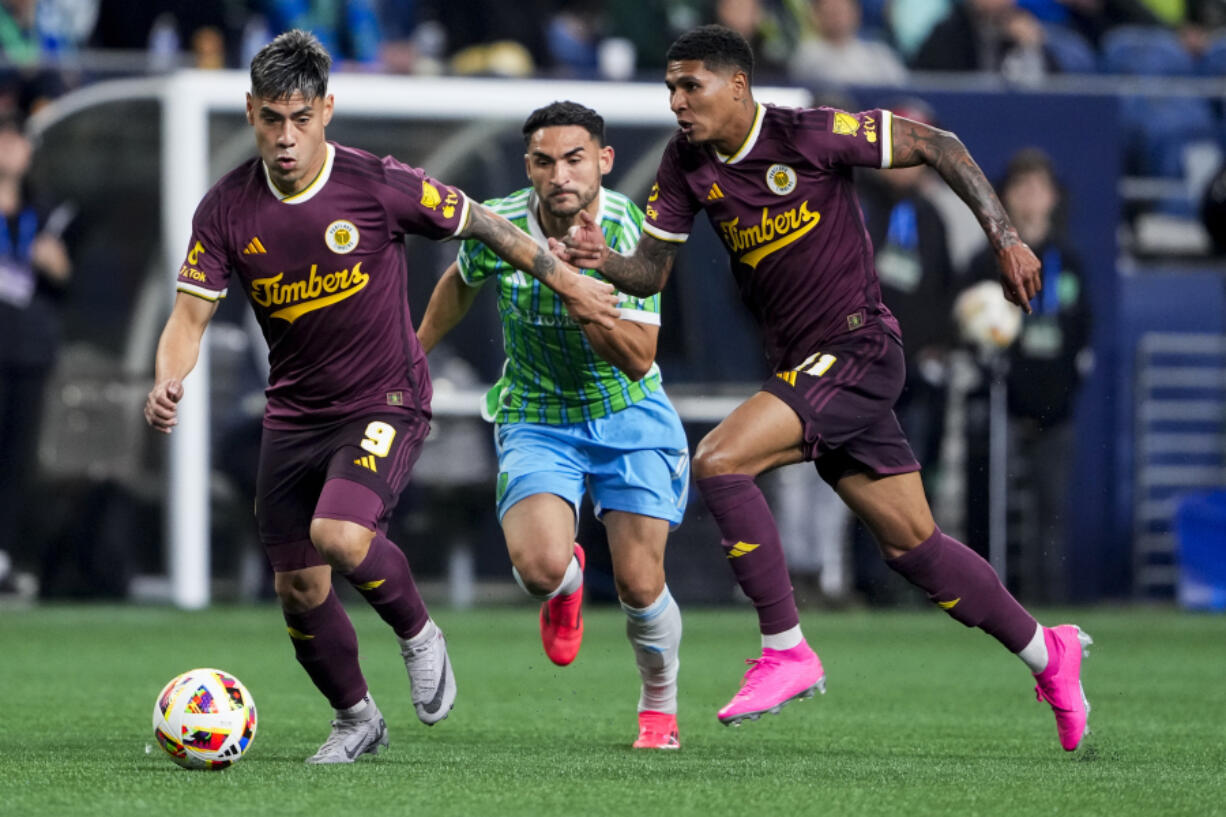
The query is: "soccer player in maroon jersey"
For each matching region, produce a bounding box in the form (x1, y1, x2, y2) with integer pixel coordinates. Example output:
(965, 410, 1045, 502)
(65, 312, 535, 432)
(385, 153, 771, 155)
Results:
(143, 30, 618, 764)
(557, 24, 1092, 751)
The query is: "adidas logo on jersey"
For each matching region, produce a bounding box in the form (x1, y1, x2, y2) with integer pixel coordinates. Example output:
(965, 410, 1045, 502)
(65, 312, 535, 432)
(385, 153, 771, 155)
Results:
(354, 455, 378, 473)
(706, 183, 725, 201)
(242, 237, 267, 255)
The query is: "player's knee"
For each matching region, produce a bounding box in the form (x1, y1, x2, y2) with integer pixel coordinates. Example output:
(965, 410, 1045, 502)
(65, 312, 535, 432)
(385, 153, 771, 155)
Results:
(871, 517, 937, 559)
(274, 571, 329, 613)
(309, 517, 373, 571)
(513, 551, 571, 596)
(615, 570, 664, 609)
(692, 437, 741, 480)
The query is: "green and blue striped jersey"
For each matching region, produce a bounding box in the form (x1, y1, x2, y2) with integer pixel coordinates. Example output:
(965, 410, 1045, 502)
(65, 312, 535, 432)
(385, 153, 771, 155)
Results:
(457, 187, 663, 425)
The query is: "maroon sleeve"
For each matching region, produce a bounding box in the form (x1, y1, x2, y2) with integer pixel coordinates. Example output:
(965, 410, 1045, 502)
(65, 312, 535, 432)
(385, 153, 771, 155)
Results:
(797, 107, 894, 172)
(641, 139, 699, 244)
(379, 155, 471, 240)
(175, 187, 233, 302)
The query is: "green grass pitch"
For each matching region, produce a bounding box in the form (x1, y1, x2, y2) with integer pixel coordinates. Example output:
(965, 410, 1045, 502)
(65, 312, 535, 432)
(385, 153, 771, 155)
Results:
(1, 603, 1223, 817)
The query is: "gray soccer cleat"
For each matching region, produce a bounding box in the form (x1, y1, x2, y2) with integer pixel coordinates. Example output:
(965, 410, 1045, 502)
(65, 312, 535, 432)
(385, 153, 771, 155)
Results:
(305, 709, 389, 764)
(401, 626, 456, 725)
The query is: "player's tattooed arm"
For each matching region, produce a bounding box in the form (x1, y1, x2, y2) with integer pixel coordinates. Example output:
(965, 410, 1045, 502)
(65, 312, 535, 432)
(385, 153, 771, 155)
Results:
(462, 202, 618, 328)
(890, 115, 1041, 312)
(552, 211, 678, 298)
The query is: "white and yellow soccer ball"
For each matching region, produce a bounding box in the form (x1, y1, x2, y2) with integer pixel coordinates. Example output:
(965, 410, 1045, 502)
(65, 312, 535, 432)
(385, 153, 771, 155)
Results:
(152, 668, 257, 770)
(953, 279, 1023, 354)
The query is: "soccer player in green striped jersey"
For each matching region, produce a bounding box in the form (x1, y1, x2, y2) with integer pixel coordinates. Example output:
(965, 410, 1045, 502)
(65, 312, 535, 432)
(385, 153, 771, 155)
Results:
(418, 101, 688, 750)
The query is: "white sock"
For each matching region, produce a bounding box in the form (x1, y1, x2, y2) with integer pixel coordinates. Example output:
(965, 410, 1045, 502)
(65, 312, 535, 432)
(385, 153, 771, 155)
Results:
(397, 618, 437, 651)
(337, 692, 376, 721)
(1017, 623, 1049, 674)
(512, 551, 582, 600)
(762, 624, 804, 651)
(621, 586, 682, 715)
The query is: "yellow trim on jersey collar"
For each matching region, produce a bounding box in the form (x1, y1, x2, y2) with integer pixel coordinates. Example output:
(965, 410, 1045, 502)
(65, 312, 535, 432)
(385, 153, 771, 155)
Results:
(714, 103, 765, 165)
(264, 142, 335, 204)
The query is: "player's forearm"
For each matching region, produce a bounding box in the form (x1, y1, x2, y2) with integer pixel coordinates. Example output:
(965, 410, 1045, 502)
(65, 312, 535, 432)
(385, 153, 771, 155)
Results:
(417, 265, 477, 354)
(153, 315, 204, 384)
(599, 239, 675, 299)
(891, 118, 1021, 253)
(581, 321, 658, 381)
(153, 295, 216, 383)
(463, 203, 570, 290)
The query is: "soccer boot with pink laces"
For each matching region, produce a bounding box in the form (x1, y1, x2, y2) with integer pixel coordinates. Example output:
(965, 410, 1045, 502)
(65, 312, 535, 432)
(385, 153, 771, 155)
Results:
(632, 710, 680, 750)
(1033, 624, 1093, 751)
(717, 641, 826, 726)
(540, 544, 585, 666)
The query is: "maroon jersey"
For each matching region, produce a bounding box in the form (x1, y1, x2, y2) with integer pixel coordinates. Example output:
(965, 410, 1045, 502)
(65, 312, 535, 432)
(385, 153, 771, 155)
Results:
(175, 142, 469, 428)
(643, 104, 901, 370)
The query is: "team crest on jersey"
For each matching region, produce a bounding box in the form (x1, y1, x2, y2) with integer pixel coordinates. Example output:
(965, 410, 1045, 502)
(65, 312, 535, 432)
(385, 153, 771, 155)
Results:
(832, 111, 860, 136)
(765, 164, 797, 196)
(325, 220, 359, 254)
(421, 181, 442, 210)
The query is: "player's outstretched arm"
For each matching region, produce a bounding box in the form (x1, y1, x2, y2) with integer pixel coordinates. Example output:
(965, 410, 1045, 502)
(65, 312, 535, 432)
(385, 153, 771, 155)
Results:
(145, 293, 218, 433)
(417, 262, 480, 354)
(890, 115, 1041, 314)
(553, 210, 677, 298)
(462, 203, 619, 329)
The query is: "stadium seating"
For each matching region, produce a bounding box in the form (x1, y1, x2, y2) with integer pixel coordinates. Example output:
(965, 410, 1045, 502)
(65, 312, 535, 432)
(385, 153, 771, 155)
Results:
(1199, 32, 1226, 76)
(1101, 25, 1196, 76)
(1100, 25, 1215, 187)
(1041, 23, 1098, 74)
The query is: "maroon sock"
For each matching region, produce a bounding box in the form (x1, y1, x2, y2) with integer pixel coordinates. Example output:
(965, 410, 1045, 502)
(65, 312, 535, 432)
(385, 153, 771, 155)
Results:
(698, 474, 799, 635)
(343, 532, 429, 639)
(887, 526, 1037, 653)
(282, 589, 368, 710)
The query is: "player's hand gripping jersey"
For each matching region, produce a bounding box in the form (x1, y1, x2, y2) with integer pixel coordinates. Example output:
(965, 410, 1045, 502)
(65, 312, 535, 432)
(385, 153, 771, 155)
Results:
(643, 104, 902, 370)
(176, 143, 469, 428)
(457, 187, 662, 425)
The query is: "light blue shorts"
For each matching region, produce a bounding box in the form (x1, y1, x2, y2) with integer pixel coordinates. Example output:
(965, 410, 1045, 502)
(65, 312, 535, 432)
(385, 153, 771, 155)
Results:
(494, 388, 689, 529)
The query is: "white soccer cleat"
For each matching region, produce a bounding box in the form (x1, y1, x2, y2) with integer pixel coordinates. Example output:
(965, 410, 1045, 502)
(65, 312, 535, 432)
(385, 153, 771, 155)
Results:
(402, 627, 457, 725)
(305, 708, 388, 764)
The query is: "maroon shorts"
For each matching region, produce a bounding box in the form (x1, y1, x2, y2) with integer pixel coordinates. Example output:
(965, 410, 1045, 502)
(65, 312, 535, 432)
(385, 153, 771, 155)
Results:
(255, 410, 429, 572)
(762, 330, 920, 488)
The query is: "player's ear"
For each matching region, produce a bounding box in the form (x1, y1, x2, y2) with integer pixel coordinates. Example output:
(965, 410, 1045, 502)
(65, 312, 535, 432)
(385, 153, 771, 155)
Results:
(245, 93, 254, 125)
(523, 153, 532, 181)
(599, 145, 614, 175)
(321, 94, 335, 127)
(730, 70, 749, 101)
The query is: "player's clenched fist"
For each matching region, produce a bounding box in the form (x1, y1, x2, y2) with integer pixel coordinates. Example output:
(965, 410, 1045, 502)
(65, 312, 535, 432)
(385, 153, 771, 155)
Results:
(552, 210, 610, 269)
(145, 378, 184, 433)
(996, 242, 1042, 315)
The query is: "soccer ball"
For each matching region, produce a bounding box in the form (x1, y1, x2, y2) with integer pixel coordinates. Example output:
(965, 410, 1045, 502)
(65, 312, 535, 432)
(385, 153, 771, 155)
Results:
(952, 279, 1023, 355)
(152, 668, 257, 770)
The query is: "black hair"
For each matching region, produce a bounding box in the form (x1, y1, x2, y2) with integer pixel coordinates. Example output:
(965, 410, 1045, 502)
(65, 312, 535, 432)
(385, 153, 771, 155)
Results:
(249, 29, 331, 101)
(665, 24, 754, 82)
(521, 101, 606, 148)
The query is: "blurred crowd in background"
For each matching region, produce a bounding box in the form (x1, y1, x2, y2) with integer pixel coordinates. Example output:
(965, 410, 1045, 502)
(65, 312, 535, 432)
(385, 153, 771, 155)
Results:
(6, 0, 1226, 226)
(0, 0, 1223, 88)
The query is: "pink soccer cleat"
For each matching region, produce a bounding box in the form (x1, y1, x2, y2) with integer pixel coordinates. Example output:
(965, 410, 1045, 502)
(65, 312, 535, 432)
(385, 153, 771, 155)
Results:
(540, 544, 585, 666)
(717, 641, 826, 726)
(632, 711, 680, 750)
(1033, 624, 1093, 751)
